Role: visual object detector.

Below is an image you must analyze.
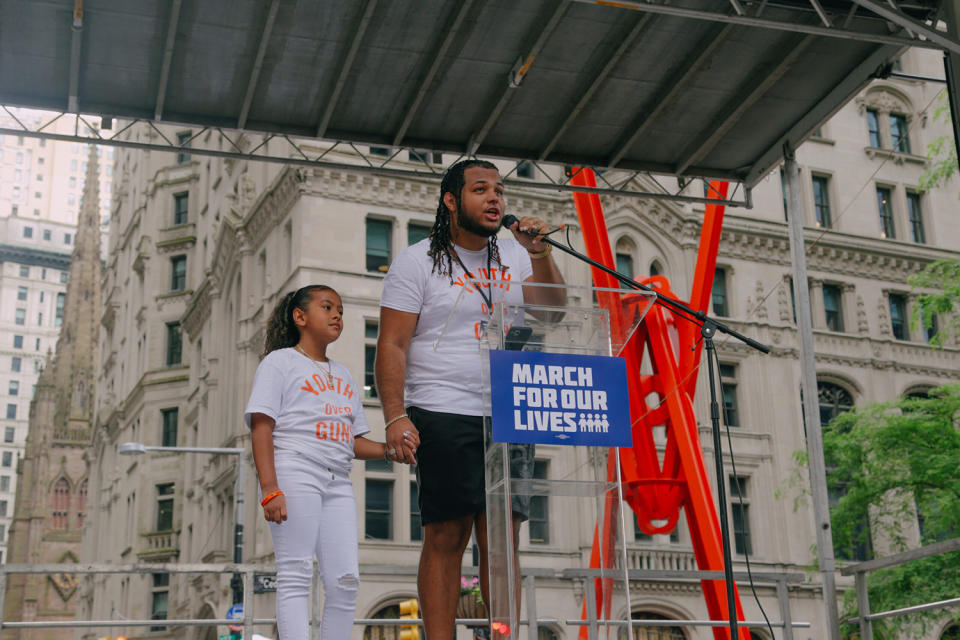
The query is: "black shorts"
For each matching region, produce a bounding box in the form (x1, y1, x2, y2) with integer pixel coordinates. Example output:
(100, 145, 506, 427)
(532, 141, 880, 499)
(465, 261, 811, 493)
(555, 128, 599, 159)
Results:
(408, 406, 534, 525)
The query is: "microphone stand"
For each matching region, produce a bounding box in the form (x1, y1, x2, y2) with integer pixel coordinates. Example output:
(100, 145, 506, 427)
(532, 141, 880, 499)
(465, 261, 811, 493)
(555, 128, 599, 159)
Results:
(529, 230, 769, 640)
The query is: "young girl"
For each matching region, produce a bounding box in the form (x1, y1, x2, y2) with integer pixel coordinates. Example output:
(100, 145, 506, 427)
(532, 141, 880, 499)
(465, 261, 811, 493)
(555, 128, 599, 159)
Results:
(245, 285, 418, 640)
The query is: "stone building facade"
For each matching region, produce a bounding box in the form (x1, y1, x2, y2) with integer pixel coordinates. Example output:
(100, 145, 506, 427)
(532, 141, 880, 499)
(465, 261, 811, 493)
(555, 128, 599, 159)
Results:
(3, 144, 103, 637)
(80, 47, 959, 640)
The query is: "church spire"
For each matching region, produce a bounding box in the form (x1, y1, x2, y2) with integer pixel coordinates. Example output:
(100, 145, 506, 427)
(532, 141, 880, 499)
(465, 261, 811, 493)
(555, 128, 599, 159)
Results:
(4, 143, 103, 635)
(48, 143, 103, 429)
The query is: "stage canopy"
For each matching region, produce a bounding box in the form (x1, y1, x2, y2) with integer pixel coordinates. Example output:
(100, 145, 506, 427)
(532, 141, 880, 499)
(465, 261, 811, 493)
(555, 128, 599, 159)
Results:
(1, 0, 958, 199)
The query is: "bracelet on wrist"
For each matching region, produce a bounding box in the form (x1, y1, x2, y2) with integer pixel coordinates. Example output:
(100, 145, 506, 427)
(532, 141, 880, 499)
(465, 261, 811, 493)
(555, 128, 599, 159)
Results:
(261, 490, 284, 507)
(528, 245, 552, 259)
(384, 413, 408, 429)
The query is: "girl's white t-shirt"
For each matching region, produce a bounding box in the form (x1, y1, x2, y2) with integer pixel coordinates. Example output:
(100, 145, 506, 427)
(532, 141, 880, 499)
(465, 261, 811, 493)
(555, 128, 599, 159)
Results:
(380, 238, 533, 416)
(244, 347, 370, 474)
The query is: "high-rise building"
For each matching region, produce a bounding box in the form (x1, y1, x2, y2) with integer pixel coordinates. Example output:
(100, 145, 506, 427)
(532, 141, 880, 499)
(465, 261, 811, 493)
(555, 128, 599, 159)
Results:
(0, 113, 114, 228)
(80, 48, 959, 640)
(0, 217, 73, 566)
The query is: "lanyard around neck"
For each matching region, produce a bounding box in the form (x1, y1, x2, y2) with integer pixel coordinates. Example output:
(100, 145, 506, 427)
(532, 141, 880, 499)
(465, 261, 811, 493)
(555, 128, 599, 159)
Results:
(451, 244, 493, 310)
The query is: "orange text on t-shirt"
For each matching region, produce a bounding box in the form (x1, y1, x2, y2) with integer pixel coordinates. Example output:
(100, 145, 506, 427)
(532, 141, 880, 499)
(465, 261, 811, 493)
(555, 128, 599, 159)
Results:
(301, 374, 355, 399)
(316, 420, 354, 444)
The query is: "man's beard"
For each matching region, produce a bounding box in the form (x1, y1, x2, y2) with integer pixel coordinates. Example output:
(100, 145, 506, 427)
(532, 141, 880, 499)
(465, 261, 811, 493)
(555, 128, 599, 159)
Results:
(456, 204, 499, 239)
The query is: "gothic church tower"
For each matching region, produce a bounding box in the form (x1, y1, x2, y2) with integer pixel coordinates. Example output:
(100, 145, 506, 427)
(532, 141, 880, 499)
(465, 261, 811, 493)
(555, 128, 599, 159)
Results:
(4, 144, 102, 637)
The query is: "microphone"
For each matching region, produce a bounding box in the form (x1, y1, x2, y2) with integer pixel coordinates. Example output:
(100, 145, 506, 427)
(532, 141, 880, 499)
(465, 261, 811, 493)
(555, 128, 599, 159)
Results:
(502, 214, 566, 238)
(502, 214, 543, 238)
(501, 214, 522, 231)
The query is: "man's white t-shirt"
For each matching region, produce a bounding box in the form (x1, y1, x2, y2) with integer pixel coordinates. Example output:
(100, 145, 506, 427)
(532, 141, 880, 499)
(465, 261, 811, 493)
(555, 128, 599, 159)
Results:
(380, 238, 533, 416)
(244, 347, 370, 474)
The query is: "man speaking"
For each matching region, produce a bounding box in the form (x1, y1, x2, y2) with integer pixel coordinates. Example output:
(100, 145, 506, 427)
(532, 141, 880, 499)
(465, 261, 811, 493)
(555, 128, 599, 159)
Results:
(376, 159, 565, 638)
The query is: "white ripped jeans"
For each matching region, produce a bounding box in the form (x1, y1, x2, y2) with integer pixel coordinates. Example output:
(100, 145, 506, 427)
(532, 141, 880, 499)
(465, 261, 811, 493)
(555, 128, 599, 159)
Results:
(268, 450, 359, 640)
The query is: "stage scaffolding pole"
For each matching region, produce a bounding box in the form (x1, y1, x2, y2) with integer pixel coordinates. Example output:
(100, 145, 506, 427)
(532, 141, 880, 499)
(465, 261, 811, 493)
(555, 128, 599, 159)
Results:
(783, 143, 842, 640)
(945, 0, 960, 163)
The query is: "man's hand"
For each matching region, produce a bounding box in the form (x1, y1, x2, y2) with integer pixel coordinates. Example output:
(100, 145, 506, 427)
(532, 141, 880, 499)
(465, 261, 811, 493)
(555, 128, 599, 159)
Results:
(505, 215, 551, 254)
(386, 417, 419, 465)
(377, 307, 419, 464)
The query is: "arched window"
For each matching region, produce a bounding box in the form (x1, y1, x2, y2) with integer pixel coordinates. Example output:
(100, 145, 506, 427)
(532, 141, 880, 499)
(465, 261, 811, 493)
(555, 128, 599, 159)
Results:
(649, 260, 663, 277)
(364, 603, 401, 640)
(50, 478, 70, 530)
(194, 602, 218, 640)
(818, 380, 871, 560)
(941, 624, 960, 640)
(537, 625, 561, 640)
(621, 611, 686, 640)
(76, 479, 88, 528)
(857, 86, 915, 152)
(905, 387, 931, 400)
(817, 381, 854, 426)
(615, 237, 637, 287)
(73, 380, 86, 409)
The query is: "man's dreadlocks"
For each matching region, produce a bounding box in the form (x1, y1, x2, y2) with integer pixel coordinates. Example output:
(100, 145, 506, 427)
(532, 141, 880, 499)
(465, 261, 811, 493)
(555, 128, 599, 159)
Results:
(427, 159, 505, 281)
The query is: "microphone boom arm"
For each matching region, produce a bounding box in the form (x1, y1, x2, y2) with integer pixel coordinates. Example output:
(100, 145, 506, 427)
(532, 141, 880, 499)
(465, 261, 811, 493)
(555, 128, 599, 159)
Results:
(505, 216, 769, 355)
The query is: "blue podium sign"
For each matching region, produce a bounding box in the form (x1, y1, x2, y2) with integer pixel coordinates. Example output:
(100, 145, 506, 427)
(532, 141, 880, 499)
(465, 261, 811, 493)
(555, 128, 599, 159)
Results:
(489, 350, 631, 446)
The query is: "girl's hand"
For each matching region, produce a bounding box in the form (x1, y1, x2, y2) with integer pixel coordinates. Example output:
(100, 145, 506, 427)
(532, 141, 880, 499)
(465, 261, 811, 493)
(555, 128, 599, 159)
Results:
(263, 495, 287, 523)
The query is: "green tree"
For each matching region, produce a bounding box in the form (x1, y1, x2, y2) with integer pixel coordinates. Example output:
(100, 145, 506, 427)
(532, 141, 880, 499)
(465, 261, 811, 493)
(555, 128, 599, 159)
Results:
(914, 89, 959, 348)
(824, 384, 960, 638)
(919, 91, 958, 194)
(910, 258, 960, 347)
(820, 257, 960, 637)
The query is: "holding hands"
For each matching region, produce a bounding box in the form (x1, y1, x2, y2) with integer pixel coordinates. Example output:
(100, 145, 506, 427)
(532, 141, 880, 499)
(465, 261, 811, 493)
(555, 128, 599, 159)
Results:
(385, 415, 419, 465)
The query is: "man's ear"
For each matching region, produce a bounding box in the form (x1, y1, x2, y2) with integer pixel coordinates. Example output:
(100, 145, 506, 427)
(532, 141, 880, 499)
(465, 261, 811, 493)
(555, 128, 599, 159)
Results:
(443, 192, 457, 221)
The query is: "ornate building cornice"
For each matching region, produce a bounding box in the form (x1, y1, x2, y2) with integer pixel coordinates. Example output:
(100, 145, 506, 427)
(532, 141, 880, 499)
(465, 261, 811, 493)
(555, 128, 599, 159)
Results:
(144, 166, 200, 198)
(805, 241, 933, 284)
(855, 84, 914, 115)
(629, 580, 703, 594)
(0, 243, 72, 271)
(301, 167, 571, 222)
(181, 278, 216, 341)
(721, 318, 959, 380)
(603, 198, 946, 286)
(717, 219, 949, 284)
(155, 235, 196, 254)
(207, 216, 242, 297)
(243, 166, 307, 250)
(605, 197, 689, 245)
(185, 167, 305, 341)
(304, 169, 439, 213)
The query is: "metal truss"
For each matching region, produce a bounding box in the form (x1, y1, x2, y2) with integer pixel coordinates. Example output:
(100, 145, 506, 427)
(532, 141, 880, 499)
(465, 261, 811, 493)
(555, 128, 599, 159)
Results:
(575, 0, 960, 55)
(0, 109, 750, 207)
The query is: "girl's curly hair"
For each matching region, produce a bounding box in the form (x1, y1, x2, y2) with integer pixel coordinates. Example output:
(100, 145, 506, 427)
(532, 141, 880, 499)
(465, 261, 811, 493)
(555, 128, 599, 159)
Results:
(261, 285, 336, 358)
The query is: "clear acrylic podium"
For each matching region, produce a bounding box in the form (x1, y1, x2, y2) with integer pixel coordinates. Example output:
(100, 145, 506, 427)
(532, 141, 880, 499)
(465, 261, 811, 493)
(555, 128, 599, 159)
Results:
(436, 281, 655, 640)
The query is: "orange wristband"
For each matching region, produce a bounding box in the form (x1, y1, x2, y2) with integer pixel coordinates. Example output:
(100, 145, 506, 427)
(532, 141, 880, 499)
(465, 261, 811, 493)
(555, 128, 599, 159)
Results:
(261, 490, 284, 507)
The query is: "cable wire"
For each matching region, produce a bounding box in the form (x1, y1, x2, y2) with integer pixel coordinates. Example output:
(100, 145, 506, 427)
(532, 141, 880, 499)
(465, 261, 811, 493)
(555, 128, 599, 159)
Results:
(559, 219, 780, 634)
(714, 345, 776, 640)
(553, 79, 946, 632)
(715, 85, 948, 352)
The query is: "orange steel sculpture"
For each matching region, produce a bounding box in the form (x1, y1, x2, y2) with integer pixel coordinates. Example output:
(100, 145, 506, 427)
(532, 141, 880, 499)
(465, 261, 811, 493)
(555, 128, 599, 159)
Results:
(569, 168, 749, 639)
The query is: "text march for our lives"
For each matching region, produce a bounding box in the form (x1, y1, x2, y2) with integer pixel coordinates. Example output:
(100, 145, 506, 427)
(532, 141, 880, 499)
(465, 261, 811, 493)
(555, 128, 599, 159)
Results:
(489, 350, 631, 446)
